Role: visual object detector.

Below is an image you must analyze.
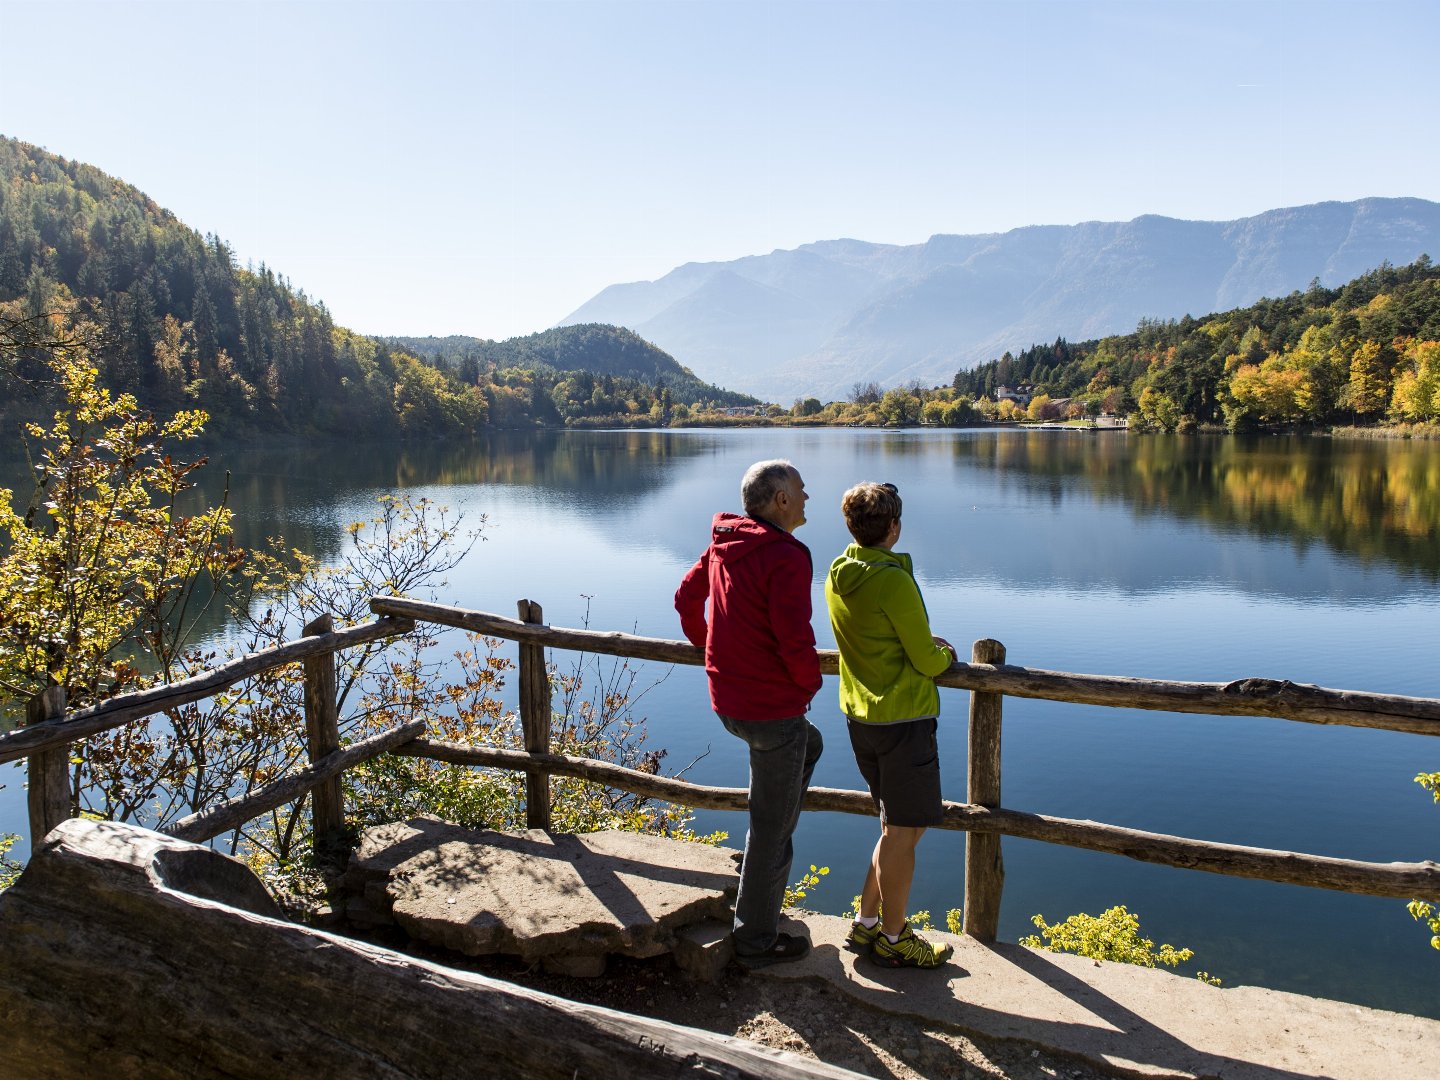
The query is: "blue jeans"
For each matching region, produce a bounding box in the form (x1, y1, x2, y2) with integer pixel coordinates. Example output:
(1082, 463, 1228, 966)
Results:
(718, 713, 824, 955)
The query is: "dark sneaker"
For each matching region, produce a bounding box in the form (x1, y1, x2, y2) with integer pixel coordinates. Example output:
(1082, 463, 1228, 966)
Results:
(846, 920, 881, 952)
(870, 923, 953, 969)
(735, 931, 812, 969)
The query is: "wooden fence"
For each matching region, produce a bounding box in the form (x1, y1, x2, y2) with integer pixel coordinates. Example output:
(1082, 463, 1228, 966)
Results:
(3, 595, 1438, 943)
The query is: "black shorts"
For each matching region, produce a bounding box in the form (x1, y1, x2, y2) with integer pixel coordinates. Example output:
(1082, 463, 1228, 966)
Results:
(847, 716, 942, 828)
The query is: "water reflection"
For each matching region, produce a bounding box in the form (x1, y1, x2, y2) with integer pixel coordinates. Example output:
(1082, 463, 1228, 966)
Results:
(152, 428, 1440, 608)
(950, 432, 1440, 581)
(2, 427, 1438, 1016)
(7, 429, 1437, 606)
(177, 431, 710, 552)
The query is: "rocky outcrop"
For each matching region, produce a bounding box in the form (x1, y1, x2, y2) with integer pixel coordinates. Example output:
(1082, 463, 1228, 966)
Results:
(0, 819, 854, 1079)
(341, 816, 739, 976)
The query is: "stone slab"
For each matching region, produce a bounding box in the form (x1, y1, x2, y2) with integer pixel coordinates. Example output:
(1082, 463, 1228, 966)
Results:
(348, 816, 737, 962)
(755, 913, 1440, 1080)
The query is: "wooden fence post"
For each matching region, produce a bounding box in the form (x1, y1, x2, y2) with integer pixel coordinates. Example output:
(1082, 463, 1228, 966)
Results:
(26, 685, 70, 842)
(964, 638, 1006, 941)
(517, 599, 553, 831)
(302, 614, 345, 857)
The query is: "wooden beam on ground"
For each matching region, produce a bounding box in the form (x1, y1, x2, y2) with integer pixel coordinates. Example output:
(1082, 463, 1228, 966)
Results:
(0, 819, 862, 1080)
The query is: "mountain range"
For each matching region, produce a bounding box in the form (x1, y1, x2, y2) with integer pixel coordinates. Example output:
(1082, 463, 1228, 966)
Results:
(558, 198, 1440, 401)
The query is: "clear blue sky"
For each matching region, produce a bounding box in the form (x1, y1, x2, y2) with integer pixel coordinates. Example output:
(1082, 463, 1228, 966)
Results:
(2, 0, 1437, 341)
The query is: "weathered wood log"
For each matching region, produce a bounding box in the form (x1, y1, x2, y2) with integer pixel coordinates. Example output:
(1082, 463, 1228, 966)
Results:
(397, 738, 759, 812)
(25, 687, 70, 843)
(164, 720, 426, 844)
(517, 598, 552, 830)
(373, 594, 709, 666)
(939, 664, 1440, 737)
(369, 595, 1440, 736)
(963, 805, 1440, 900)
(965, 638, 1006, 941)
(0, 819, 859, 1080)
(398, 740, 1440, 900)
(0, 616, 416, 765)
(302, 613, 345, 848)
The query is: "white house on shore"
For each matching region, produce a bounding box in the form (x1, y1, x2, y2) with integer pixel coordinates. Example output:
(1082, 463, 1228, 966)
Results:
(995, 385, 1033, 406)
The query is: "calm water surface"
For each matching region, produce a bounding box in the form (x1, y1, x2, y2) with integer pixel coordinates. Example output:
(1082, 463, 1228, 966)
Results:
(4, 428, 1438, 1016)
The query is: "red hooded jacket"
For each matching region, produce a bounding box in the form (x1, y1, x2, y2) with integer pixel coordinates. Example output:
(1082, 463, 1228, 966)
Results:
(675, 512, 823, 721)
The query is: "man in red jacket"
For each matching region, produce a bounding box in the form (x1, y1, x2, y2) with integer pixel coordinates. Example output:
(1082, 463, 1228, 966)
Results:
(675, 459, 824, 967)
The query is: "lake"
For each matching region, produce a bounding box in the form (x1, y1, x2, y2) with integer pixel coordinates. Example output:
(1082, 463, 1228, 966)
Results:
(3, 426, 1438, 1017)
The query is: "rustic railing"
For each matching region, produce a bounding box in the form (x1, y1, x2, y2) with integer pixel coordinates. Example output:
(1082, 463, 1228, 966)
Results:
(0, 615, 417, 847)
(3, 595, 1438, 944)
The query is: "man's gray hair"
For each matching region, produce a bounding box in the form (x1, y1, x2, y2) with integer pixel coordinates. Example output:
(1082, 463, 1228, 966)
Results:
(741, 459, 797, 518)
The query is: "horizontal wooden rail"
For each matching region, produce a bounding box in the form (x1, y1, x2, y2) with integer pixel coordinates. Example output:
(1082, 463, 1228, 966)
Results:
(165, 720, 427, 844)
(11, 594, 1434, 920)
(371, 596, 1440, 737)
(966, 806, 1440, 900)
(372, 596, 705, 666)
(0, 617, 415, 766)
(400, 739, 1440, 900)
(947, 666, 1440, 737)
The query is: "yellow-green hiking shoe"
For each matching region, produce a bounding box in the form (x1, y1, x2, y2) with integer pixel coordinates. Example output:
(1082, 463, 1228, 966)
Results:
(870, 923, 954, 969)
(846, 920, 881, 952)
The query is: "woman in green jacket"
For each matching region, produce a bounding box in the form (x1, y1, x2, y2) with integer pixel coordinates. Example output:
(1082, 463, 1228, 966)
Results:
(825, 481, 956, 969)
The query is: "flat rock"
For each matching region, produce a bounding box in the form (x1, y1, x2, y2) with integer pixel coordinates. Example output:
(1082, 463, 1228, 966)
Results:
(348, 816, 738, 962)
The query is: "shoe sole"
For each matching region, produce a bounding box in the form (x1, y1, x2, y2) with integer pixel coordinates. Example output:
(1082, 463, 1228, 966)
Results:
(870, 948, 953, 969)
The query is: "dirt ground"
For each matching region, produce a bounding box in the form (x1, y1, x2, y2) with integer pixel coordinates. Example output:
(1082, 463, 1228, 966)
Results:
(428, 946, 1121, 1080)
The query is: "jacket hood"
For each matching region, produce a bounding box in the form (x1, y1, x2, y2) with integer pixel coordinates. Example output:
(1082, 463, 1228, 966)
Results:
(709, 512, 804, 564)
(827, 543, 912, 597)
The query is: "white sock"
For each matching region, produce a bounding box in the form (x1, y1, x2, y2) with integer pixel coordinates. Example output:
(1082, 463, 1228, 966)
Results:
(858, 915, 879, 929)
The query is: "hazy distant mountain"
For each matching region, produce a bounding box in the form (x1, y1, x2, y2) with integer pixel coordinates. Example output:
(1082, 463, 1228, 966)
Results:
(559, 199, 1440, 401)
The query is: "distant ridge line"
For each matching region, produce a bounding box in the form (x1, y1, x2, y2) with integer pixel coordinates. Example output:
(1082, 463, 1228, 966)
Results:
(559, 197, 1440, 401)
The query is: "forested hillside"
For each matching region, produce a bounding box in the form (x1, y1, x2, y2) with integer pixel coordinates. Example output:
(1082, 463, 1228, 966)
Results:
(0, 137, 494, 434)
(951, 258, 1440, 431)
(8, 135, 1436, 436)
(388, 324, 757, 425)
(0, 138, 747, 435)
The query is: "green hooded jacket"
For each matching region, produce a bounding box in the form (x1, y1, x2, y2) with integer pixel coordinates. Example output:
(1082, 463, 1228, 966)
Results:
(824, 544, 953, 724)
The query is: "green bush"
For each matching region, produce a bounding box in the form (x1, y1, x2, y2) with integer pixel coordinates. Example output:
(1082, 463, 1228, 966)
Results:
(1022, 905, 1220, 985)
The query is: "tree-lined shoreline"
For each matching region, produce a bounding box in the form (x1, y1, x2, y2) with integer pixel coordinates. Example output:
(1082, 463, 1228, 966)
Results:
(4, 136, 1437, 440)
